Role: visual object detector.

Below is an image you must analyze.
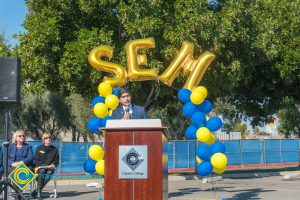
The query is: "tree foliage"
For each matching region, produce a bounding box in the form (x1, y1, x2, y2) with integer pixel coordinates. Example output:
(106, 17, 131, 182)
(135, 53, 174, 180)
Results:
(12, 92, 72, 138)
(13, 0, 300, 137)
(66, 93, 94, 141)
(0, 32, 11, 56)
(277, 105, 300, 137)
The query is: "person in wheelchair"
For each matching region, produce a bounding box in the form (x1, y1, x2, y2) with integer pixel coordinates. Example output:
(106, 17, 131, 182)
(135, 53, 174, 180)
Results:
(32, 132, 59, 200)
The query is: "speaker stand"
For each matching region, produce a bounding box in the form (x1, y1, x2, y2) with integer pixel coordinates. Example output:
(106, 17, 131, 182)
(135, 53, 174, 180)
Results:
(0, 103, 29, 200)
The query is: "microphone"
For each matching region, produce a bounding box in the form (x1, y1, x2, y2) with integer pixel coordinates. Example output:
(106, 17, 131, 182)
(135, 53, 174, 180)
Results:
(125, 106, 131, 119)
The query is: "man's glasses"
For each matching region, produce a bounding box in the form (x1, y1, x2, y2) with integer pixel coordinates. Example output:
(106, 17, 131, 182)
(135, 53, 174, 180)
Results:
(44, 137, 52, 140)
(17, 135, 25, 138)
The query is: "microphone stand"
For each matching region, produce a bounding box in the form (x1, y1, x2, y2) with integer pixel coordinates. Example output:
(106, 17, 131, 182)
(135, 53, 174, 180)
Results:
(0, 103, 28, 200)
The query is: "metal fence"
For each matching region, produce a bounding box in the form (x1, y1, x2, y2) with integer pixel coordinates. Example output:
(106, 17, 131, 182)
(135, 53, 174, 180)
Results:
(168, 139, 300, 169)
(1, 139, 299, 173)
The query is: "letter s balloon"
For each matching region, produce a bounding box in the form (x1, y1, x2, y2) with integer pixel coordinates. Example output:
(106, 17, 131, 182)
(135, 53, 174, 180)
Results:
(88, 46, 127, 87)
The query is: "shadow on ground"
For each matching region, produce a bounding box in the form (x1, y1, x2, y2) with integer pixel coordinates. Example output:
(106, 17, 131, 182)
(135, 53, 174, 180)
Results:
(42, 190, 98, 198)
(226, 188, 276, 200)
(168, 187, 234, 198)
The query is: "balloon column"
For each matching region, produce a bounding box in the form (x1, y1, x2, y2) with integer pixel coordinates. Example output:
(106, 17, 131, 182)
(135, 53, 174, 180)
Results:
(87, 82, 121, 133)
(85, 82, 122, 175)
(83, 144, 105, 175)
(178, 86, 227, 176)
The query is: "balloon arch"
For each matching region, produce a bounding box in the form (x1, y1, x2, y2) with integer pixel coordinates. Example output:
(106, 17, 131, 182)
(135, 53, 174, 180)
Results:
(83, 37, 227, 177)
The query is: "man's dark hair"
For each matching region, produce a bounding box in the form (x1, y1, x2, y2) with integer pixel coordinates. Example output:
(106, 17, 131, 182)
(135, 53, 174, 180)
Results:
(118, 88, 131, 99)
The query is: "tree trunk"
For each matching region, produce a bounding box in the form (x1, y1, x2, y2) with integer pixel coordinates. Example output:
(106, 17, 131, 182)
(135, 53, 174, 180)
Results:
(71, 128, 76, 141)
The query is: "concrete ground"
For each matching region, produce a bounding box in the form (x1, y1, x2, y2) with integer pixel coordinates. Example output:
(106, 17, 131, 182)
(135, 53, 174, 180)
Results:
(4, 172, 300, 200)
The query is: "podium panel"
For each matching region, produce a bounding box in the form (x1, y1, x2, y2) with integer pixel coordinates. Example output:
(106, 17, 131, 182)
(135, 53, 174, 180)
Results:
(104, 127, 168, 200)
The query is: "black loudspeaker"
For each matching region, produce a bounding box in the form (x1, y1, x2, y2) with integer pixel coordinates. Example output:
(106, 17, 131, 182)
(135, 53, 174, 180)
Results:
(0, 57, 20, 102)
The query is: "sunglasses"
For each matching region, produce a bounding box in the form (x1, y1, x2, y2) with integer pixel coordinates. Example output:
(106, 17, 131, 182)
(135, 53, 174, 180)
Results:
(17, 135, 25, 138)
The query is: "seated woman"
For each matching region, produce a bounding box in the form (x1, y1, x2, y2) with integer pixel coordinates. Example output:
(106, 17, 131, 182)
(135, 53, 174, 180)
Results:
(8, 130, 34, 200)
(33, 132, 59, 200)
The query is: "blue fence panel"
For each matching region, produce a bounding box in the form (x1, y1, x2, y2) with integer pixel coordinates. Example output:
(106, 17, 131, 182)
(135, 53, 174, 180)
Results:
(60, 142, 101, 173)
(168, 142, 174, 169)
(241, 140, 261, 165)
(281, 140, 299, 163)
(223, 140, 242, 165)
(188, 141, 196, 168)
(1, 139, 299, 172)
(265, 140, 281, 163)
(174, 141, 189, 168)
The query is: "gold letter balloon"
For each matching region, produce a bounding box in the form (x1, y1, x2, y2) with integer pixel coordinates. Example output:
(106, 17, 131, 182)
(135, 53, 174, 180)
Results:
(88, 45, 127, 87)
(125, 37, 158, 81)
(89, 38, 215, 89)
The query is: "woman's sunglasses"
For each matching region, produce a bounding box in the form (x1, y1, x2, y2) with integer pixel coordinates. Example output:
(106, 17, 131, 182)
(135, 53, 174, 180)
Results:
(17, 135, 25, 138)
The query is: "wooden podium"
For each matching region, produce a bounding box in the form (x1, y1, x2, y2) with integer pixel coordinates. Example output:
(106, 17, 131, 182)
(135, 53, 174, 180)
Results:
(103, 120, 168, 200)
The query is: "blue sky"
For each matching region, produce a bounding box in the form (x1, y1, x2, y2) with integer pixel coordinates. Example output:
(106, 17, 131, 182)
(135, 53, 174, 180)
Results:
(0, 0, 27, 46)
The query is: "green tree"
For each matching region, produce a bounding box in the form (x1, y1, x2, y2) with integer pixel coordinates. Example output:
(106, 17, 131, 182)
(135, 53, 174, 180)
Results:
(0, 32, 11, 56)
(13, 0, 300, 130)
(253, 127, 260, 135)
(277, 105, 300, 138)
(12, 92, 72, 138)
(213, 97, 242, 131)
(234, 123, 247, 139)
(66, 93, 94, 141)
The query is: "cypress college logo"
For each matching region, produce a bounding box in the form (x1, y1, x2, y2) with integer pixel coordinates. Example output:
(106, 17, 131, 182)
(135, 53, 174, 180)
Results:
(122, 148, 144, 171)
(119, 145, 148, 179)
(9, 162, 36, 190)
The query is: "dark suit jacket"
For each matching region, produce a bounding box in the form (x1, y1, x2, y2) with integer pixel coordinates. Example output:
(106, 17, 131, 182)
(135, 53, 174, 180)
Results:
(8, 143, 34, 167)
(111, 104, 148, 119)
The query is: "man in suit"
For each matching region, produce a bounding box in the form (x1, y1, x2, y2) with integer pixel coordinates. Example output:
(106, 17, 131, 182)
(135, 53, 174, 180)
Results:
(111, 88, 148, 120)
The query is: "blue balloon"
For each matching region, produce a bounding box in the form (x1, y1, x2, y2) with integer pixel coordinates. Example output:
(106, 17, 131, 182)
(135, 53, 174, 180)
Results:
(92, 96, 105, 107)
(196, 146, 212, 161)
(196, 162, 213, 176)
(197, 100, 213, 114)
(101, 116, 111, 127)
(178, 89, 191, 103)
(83, 159, 96, 173)
(185, 125, 198, 140)
(182, 102, 197, 117)
(113, 87, 122, 96)
(211, 142, 226, 154)
(87, 117, 102, 133)
(206, 117, 222, 132)
(191, 112, 206, 128)
(208, 0, 219, 8)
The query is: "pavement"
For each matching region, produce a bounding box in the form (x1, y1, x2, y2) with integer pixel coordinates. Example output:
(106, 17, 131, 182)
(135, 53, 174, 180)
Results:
(3, 171, 300, 200)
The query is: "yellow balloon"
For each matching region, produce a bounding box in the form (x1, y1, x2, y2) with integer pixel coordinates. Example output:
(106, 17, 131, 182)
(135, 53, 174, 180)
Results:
(213, 167, 226, 174)
(193, 86, 208, 98)
(105, 94, 119, 109)
(94, 103, 108, 118)
(126, 37, 158, 81)
(89, 145, 105, 161)
(95, 160, 105, 175)
(207, 133, 216, 145)
(196, 127, 212, 144)
(88, 45, 127, 87)
(108, 109, 113, 116)
(98, 82, 112, 97)
(190, 91, 205, 105)
(196, 156, 202, 164)
(211, 153, 227, 169)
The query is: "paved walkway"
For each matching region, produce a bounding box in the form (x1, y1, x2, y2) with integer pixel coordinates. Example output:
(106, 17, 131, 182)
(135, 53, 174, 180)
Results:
(4, 172, 300, 200)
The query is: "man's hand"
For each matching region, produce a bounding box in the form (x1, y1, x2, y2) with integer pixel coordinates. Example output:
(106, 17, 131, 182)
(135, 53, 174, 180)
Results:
(122, 113, 130, 120)
(49, 164, 56, 170)
(11, 162, 20, 167)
